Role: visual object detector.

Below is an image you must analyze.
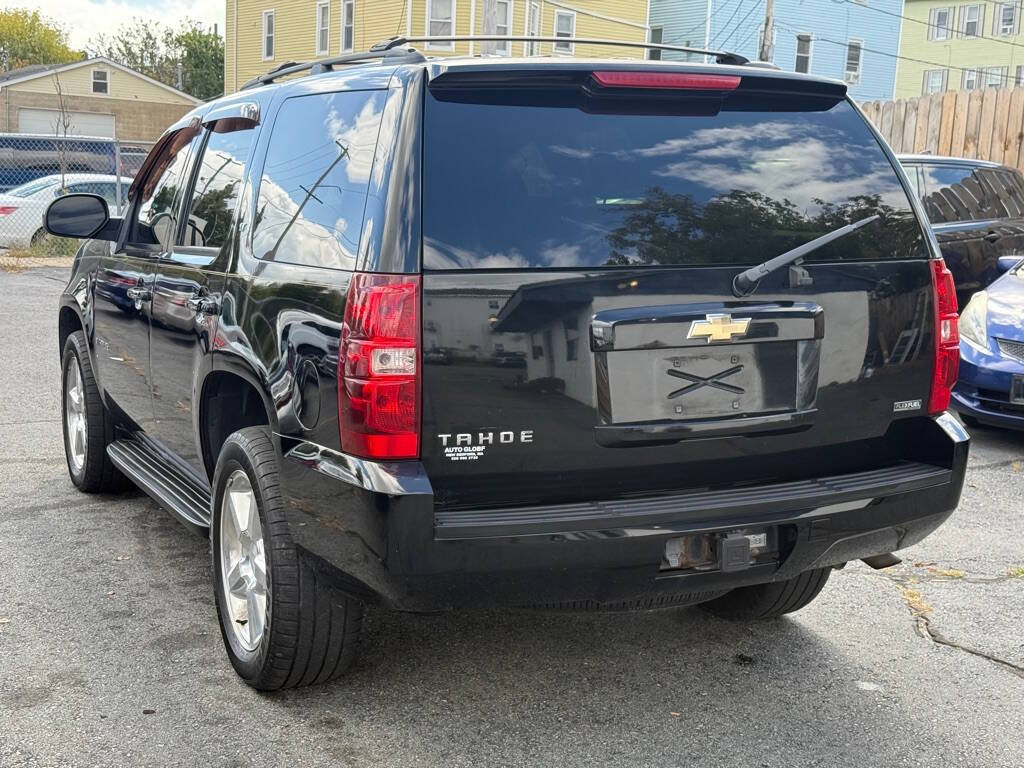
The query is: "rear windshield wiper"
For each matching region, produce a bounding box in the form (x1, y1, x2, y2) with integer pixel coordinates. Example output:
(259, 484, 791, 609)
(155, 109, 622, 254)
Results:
(732, 214, 879, 297)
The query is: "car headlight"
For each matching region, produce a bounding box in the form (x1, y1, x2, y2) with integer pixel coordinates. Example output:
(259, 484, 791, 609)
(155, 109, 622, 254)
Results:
(959, 291, 989, 353)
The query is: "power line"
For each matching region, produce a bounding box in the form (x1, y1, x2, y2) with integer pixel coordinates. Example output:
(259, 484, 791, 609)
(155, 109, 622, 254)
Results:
(775, 21, 1020, 87)
(718, 0, 764, 51)
(835, 0, 1024, 54)
(709, 0, 751, 48)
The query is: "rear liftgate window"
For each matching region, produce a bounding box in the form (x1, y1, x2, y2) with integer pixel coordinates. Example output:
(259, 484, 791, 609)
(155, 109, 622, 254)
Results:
(423, 75, 928, 269)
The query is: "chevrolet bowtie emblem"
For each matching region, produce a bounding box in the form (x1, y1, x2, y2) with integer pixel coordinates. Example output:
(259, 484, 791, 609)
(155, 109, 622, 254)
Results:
(687, 313, 751, 343)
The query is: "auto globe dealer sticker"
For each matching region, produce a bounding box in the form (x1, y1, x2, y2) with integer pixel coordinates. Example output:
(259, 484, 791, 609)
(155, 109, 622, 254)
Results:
(437, 430, 534, 461)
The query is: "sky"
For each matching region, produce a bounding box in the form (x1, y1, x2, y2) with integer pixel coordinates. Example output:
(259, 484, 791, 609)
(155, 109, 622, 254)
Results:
(30, 0, 225, 50)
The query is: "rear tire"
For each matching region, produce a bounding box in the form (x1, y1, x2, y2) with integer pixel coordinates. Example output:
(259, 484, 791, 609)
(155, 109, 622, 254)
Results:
(61, 331, 128, 492)
(212, 427, 364, 690)
(700, 568, 831, 620)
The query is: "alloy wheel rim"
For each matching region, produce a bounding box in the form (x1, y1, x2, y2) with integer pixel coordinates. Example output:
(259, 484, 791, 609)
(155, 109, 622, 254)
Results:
(219, 470, 268, 652)
(64, 359, 87, 474)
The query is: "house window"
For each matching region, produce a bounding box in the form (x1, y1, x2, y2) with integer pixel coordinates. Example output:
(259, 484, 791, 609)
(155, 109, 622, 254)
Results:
(961, 4, 981, 37)
(316, 1, 330, 55)
(844, 40, 862, 85)
(342, 0, 354, 52)
(524, 2, 540, 55)
(1016, 64, 1024, 86)
(648, 26, 663, 60)
(923, 69, 948, 94)
(262, 10, 275, 60)
(91, 69, 109, 95)
(995, 2, 1016, 35)
(962, 67, 979, 90)
(795, 34, 811, 73)
(494, 0, 512, 54)
(929, 7, 952, 39)
(985, 65, 1007, 87)
(553, 10, 576, 54)
(426, 0, 455, 50)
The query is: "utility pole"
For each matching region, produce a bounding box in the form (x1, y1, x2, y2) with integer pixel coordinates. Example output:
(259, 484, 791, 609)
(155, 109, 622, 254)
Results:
(759, 0, 774, 62)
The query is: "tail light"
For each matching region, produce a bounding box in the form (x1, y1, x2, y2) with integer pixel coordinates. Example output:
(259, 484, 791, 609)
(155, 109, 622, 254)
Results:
(928, 259, 959, 415)
(0, 206, 17, 216)
(592, 72, 741, 90)
(339, 273, 420, 459)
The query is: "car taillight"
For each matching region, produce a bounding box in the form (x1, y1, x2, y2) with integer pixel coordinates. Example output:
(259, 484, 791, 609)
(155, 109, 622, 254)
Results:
(591, 71, 741, 90)
(929, 259, 959, 415)
(339, 273, 420, 459)
(0, 206, 17, 216)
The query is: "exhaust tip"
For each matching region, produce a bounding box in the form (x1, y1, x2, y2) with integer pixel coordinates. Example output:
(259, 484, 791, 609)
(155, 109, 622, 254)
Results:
(861, 553, 902, 570)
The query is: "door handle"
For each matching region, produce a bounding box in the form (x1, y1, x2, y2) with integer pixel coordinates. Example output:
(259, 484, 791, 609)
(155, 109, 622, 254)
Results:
(984, 231, 1002, 243)
(126, 287, 151, 302)
(185, 295, 219, 315)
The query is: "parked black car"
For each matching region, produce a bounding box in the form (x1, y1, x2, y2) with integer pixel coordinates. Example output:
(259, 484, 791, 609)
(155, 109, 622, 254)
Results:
(51, 37, 968, 690)
(899, 154, 1024, 308)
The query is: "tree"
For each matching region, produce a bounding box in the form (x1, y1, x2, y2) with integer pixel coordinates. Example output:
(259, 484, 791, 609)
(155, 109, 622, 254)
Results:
(0, 9, 82, 71)
(89, 18, 223, 100)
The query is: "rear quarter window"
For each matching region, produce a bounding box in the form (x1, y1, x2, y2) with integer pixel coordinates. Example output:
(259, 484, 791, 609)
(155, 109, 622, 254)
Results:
(423, 89, 927, 269)
(251, 89, 386, 270)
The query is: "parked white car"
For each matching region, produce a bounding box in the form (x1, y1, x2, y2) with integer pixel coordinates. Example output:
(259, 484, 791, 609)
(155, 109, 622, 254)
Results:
(0, 173, 131, 249)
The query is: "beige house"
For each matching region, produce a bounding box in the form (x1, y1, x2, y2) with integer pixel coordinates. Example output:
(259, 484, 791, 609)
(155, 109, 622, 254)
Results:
(0, 57, 202, 144)
(225, 0, 652, 94)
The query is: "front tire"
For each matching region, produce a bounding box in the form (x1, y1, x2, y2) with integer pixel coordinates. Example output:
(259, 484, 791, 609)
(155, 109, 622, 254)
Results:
(212, 427, 364, 690)
(701, 568, 831, 620)
(61, 331, 127, 492)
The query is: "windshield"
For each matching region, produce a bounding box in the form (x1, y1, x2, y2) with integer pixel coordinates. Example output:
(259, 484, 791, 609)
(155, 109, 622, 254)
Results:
(8, 177, 58, 198)
(423, 92, 927, 270)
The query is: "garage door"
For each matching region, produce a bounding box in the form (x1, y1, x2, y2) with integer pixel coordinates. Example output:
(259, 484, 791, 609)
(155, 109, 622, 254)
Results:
(18, 108, 115, 138)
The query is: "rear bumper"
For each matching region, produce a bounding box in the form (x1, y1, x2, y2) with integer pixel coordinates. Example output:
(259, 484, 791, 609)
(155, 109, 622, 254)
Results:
(277, 414, 969, 612)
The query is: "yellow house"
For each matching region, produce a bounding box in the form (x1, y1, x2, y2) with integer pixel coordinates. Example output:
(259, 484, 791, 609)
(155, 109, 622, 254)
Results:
(225, 0, 652, 93)
(0, 57, 201, 143)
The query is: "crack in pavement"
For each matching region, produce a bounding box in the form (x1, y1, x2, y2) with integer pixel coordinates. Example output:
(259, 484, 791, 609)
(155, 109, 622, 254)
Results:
(852, 568, 1024, 679)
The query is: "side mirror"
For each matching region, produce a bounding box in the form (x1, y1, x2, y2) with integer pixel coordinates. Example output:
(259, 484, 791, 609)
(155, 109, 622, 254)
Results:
(45, 193, 120, 241)
(996, 255, 1022, 274)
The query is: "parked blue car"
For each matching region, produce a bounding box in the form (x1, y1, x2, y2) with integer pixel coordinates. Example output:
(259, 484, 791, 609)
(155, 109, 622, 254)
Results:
(953, 255, 1024, 430)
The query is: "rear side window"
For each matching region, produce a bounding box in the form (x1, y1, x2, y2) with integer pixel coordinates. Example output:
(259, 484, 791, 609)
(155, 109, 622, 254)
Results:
(252, 89, 386, 270)
(424, 89, 927, 269)
(921, 164, 996, 223)
(134, 127, 200, 249)
(182, 125, 255, 250)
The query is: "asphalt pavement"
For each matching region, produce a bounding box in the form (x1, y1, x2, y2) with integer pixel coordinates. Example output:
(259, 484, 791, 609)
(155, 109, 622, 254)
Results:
(1, 266, 1022, 768)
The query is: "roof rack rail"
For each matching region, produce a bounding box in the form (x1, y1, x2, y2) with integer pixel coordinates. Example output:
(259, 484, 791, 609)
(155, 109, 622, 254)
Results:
(370, 35, 749, 66)
(240, 46, 426, 90)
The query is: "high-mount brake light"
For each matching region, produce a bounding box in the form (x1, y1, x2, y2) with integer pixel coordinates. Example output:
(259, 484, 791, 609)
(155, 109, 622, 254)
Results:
(339, 273, 421, 459)
(591, 71, 741, 91)
(928, 259, 959, 415)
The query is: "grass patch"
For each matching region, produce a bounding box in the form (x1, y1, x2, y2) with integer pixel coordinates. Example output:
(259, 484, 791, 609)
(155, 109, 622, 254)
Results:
(934, 568, 965, 580)
(1008, 566, 1024, 579)
(900, 586, 933, 616)
(6, 236, 80, 259)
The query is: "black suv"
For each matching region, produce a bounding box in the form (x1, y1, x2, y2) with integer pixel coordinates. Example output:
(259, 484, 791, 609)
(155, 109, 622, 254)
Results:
(50, 38, 969, 690)
(899, 154, 1024, 308)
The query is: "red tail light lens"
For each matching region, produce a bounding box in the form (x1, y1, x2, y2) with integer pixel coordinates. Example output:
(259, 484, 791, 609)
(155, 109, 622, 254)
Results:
(0, 206, 17, 216)
(928, 259, 959, 415)
(339, 273, 420, 459)
(592, 72, 741, 91)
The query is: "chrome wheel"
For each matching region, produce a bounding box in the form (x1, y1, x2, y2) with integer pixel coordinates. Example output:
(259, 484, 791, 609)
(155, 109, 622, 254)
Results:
(219, 470, 267, 652)
(64, 358, 87, 474)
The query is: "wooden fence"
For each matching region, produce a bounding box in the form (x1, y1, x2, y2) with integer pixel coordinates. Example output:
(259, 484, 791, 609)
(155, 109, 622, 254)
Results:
(860, 88, 1024, 171)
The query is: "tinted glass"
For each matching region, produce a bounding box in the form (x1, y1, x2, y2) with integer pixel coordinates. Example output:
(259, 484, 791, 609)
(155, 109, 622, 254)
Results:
(252, 89, 385, 270)
(921, 164, 995, 223)
(424, 93, 926, 269)
(134, 128, 200, 248)
(182, 125, 254, 250)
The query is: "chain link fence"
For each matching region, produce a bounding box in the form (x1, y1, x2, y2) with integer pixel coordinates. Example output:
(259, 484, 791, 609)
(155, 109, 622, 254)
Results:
(0, 134, 152, 254)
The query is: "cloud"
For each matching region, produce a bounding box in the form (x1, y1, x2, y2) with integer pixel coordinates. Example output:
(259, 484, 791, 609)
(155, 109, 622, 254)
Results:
(36, 0, 224, 50)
